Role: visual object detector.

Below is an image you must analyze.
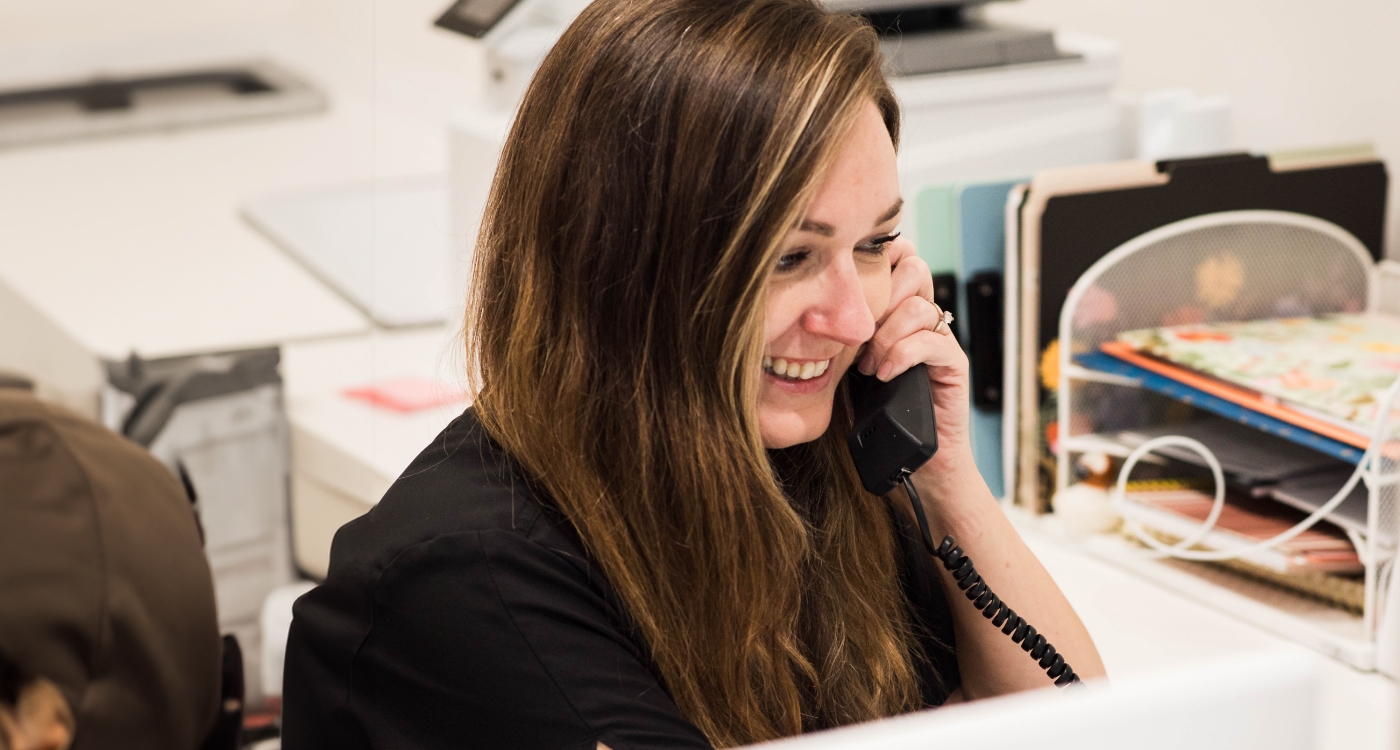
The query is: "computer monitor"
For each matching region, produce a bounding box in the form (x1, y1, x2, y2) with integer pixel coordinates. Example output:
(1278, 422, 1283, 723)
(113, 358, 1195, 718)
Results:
(748, 652, 1319, 750)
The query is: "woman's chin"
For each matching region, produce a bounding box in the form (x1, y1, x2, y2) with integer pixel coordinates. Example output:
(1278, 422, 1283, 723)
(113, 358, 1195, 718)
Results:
(758, 409, 833, 449)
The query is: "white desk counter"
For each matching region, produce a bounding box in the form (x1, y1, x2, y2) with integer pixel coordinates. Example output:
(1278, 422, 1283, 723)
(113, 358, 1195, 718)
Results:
(282, 325, 468, 579)
(1017, 515, 1397, 750)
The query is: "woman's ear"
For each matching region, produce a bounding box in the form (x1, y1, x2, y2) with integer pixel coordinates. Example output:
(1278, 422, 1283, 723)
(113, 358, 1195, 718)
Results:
(5, 679, 74, 750)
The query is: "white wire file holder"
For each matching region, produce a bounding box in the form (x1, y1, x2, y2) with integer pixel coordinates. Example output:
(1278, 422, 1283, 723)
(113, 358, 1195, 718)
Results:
(1109, 377, 1400, 642)
(1052, 209, 1398, 659)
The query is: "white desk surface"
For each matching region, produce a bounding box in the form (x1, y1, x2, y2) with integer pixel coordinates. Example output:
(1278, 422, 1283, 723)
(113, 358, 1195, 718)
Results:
(282, 325, 469, 505)
(0, 16, 483, 359)
(1017, 514, 1397, 750)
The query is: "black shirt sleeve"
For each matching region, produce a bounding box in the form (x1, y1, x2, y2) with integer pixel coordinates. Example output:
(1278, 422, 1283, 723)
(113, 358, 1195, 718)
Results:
(285, 526, 711, 750)
(362, 529, 711, 750)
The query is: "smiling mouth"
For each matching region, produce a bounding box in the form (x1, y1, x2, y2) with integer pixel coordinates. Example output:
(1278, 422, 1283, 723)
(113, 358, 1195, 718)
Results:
(763, 356, 831, 381)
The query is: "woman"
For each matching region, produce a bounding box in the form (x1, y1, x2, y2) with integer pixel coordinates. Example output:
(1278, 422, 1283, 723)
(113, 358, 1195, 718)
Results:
(282, 0, 1104, 747)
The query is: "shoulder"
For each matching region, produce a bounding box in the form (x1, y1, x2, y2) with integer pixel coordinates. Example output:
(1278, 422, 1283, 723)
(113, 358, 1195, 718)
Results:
(283, 410, 709, 749)
(327, 407, 588, 580)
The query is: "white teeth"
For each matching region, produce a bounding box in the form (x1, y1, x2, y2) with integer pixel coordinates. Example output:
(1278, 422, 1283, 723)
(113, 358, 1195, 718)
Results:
(763, 357, 832, 380)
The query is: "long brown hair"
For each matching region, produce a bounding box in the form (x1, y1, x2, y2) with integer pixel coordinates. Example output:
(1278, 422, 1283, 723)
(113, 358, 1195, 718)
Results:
(465, 0, 926, 744)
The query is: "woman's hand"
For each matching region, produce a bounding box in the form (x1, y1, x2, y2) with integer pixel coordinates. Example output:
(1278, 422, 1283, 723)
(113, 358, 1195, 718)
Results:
(855, 237, 973, 476)
(860, 243, 1108, 698)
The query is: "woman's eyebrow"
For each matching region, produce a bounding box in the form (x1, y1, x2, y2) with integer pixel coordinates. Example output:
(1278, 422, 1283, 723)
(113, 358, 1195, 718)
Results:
(797, 198, 904, 237)
(876, 197, 904, 225)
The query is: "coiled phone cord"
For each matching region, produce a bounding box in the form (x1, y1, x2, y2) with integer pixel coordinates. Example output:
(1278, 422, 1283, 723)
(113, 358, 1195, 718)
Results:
(900, 474, 1081, 687)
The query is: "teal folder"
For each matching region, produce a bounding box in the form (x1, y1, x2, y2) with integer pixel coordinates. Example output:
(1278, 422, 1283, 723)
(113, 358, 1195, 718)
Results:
(911, 180, 1022, 499)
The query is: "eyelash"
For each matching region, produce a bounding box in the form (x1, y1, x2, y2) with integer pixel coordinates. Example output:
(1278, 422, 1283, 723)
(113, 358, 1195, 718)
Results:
(858, 232, 901, 254)
(775, 232, 901, 272)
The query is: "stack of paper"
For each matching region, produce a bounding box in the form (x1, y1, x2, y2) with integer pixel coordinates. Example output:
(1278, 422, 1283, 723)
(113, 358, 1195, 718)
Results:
(1110, 314, 1400, 443)
(1123, 488, 1362, 575)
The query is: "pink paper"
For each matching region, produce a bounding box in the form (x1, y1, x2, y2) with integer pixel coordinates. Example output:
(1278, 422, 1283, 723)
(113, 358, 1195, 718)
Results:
(342, 375, 470, 413)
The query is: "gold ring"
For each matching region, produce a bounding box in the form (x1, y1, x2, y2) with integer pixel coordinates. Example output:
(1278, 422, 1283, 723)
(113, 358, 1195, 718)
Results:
(933, 305, 955, 335)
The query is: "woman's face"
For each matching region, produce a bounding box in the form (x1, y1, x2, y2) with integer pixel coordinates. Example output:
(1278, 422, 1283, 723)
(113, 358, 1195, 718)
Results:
(758, 100, 910, 449)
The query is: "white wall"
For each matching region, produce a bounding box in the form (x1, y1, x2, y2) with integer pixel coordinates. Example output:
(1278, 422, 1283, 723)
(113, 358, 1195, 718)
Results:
(0, 1, 288, 48)
(987, 0, 1400, 258)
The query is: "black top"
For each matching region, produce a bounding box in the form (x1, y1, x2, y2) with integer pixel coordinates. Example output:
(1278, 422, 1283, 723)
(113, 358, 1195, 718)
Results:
(282, 409, 960, 750)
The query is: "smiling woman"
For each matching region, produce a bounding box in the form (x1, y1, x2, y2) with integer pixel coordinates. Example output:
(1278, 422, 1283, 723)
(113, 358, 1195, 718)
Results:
(758, 102, 906, 448)
(282, 0, 1101, 748)
(458, 2, 940, 743)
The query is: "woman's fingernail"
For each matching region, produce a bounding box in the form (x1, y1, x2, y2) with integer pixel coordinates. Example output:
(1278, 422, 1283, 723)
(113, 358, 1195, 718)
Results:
(859, 356, 875, 375)
(876, 361, 894, 381)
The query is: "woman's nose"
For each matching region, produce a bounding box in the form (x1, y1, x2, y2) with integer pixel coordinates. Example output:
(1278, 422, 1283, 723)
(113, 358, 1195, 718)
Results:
(800, 260, 875, 346)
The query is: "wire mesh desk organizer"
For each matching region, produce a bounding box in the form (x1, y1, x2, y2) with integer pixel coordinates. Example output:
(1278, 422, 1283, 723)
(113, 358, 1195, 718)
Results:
(1055, 209, 1400, 671)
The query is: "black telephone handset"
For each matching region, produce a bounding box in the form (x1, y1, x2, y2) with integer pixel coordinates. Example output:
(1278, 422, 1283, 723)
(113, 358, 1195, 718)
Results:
(846, 364, 1081, 687)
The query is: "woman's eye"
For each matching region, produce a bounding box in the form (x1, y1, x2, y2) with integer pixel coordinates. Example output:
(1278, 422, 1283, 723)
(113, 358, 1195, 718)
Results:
(776, 249, 810, 272)
(857, 232, 900, 255)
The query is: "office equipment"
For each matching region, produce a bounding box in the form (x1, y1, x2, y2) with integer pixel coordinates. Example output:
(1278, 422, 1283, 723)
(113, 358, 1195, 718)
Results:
(892, 33, 1125, 221)
(0, 60, 325, 150)
(825, 1, 1068, 76)
(434, 0, 532, 38)
(1010, 153, 1389, 512)
(243, 175, 452, 328)
(103, 348, 296, 707)
(751, 651, 1319, 750)
(848, 363, 939, 499)
(933, 535, 1084, 684)
(434, 0, 589, 108)
(1009, 160, 1169, 510)
(1047, 172, 1396, 669)
(0, 94, 369, 419)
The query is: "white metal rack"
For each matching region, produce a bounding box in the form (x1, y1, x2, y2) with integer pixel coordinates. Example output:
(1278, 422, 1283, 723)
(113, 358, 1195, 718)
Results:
(1053, 209, 1399, 671)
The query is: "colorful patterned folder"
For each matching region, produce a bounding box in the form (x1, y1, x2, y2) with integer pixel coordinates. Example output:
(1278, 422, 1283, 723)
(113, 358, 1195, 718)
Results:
(1106, 314, 1400, 443)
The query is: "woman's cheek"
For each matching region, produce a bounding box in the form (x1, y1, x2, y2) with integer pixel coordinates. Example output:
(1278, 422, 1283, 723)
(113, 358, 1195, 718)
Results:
(860, 261, 891, 323)
(763, 283, 798, 346)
